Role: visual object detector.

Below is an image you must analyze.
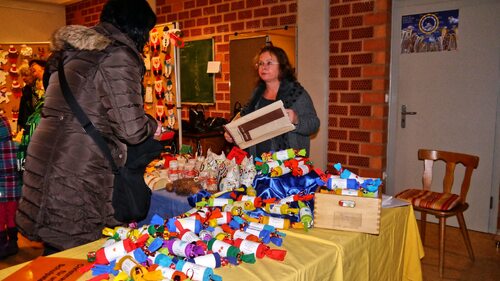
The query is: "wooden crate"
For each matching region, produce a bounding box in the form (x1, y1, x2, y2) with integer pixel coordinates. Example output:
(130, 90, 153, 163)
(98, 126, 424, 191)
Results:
(314, 192, 381, 235)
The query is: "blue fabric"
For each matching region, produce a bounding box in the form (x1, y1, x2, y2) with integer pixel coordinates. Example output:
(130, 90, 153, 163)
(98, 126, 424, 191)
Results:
(246, 171, 320, 222)
(254, 170, 320, 201)
(185, 172, 320, 223)
(147, 171, 321, 226)
(188, 190, 212, 207)
(139, 190, 193, 226)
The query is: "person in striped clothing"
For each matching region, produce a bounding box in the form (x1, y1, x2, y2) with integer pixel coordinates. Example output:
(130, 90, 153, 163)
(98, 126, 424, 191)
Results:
(0, 114, 21, 259)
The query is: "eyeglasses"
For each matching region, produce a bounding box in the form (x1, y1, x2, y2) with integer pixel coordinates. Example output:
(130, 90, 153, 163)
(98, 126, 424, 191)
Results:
(255, 60, 280, 69)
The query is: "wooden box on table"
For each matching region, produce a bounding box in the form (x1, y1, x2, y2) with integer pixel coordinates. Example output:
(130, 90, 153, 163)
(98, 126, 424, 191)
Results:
(314, 192, 382, 235)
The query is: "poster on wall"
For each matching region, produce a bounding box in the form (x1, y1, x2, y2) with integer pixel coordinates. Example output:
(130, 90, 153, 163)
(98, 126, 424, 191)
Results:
(401, 9, 459, 54)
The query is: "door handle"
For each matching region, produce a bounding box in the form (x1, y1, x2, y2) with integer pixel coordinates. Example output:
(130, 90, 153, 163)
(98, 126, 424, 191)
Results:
(401, 105, 417, 128)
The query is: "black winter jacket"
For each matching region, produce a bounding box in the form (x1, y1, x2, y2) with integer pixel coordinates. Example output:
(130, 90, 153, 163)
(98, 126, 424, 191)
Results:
(241, 79, 320, 158)
(16, 23, 157, 250)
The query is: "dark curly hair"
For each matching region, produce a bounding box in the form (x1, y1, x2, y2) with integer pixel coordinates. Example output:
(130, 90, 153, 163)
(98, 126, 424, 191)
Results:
(100, 0, 156, 51)
(28, 59, 47, 68)
(255, 43, 296, 82)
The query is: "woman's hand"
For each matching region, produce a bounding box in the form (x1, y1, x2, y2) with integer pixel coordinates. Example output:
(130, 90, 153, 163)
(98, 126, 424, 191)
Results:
(285, 109, 298, 125)
(224, 131, 234, 143)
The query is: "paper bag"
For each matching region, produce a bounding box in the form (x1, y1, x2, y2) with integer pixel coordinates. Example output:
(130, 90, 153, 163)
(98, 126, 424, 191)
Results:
(223, 100, 295, 149)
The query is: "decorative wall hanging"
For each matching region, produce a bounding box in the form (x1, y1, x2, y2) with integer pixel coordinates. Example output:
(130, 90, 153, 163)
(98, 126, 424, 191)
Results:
(142, 22, 183, 144)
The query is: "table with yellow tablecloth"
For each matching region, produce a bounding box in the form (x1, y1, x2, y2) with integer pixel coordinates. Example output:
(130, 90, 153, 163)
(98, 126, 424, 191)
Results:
(0, 205, 424, 281)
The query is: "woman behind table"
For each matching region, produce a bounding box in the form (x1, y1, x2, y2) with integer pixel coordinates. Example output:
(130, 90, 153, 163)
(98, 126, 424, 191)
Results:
(0, 114, 22, 259)
(16, 0, 161, 254)
(224, 44, 320, 158)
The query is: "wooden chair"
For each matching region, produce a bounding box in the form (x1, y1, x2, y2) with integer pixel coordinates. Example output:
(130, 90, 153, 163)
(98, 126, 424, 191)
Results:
(395, 149, 479, 277)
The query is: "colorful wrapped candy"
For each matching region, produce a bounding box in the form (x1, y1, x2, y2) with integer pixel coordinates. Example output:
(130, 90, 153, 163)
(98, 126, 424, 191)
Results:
(84, 148, 324, 281)
(232, 238, 287, 261)
(263, 203, 299, 215)
(272, 148, 296, 161)
(188, 253, 223, 269)
(94, 238, 137, 265)
(330, 163, 382, 196)
(115, 255, 163, 280)
(298, 201, 313, 230)
(269, 164, 291, 177)
(175, 260, 220, 281)
(259, 216, 290, 230)
(258, 159, 282, 175)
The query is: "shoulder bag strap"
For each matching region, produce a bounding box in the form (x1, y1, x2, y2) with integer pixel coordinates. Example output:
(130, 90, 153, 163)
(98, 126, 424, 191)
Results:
(57, 59, 119, 173)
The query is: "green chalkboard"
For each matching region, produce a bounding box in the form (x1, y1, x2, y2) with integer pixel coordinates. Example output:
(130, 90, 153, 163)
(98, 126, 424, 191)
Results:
(180, 38, 215, 104)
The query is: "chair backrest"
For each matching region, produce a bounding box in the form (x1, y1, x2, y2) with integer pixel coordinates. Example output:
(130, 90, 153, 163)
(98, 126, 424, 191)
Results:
(418, 149, 479, 203)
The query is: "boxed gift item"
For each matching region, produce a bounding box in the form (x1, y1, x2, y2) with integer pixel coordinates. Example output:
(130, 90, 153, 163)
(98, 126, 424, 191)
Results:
(313, 192, 382, 235)
(223, 100, 295, 149)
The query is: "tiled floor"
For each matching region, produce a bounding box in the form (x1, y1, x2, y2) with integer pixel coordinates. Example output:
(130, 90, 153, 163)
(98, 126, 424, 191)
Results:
(1, 222, 500, 280)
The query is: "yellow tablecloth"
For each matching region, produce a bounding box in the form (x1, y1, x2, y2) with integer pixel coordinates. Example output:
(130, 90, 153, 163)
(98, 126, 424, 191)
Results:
(0, 205, 424, 281)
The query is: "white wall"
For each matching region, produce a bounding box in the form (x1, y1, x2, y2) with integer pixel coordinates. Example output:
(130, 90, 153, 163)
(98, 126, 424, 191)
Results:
(387, 0, 499, 232)
(0, 0, 66, 43)
(297, 0, 329, 170)
(147, 0, 156, 11)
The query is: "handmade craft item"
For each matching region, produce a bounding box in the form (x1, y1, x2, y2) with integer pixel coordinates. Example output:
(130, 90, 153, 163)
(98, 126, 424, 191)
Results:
(175, 260, 217, 281)
(94, 238, 137, 265)
(226, 146, 248, 165)
(219, 159, 240, 191)
(187, 253, 222, 269)
(329, 163, 382, 196)
(263, 203, 299, 215)
(82, 147, 324, 280)
(240, 156, 256, 187)
(172, 178, 203, 196)
(271, 148, 296, 161)
(259, 216, 290, 230)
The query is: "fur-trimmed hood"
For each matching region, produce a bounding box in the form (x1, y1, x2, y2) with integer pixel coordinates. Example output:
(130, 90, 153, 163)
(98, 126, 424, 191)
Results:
(43, 22, 142, 89)
(51, 25, 111, 52)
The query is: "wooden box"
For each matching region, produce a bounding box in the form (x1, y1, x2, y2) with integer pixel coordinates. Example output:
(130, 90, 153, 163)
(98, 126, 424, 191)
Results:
(314, 192, 381, 235)
(223, 100, 295, 149)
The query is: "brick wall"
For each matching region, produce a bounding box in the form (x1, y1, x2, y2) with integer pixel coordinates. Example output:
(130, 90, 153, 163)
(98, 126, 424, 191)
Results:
(66, 0, 105, 27)
(65, 0, 391, 178)
(328, 0, 390, 178)
(66, 0, 297, 121)
(155, 0, 298, 120)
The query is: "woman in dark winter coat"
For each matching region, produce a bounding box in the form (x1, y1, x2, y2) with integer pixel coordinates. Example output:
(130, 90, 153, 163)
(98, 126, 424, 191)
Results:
(224, 44, 320, 158)
(16, 0, 161, 253)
